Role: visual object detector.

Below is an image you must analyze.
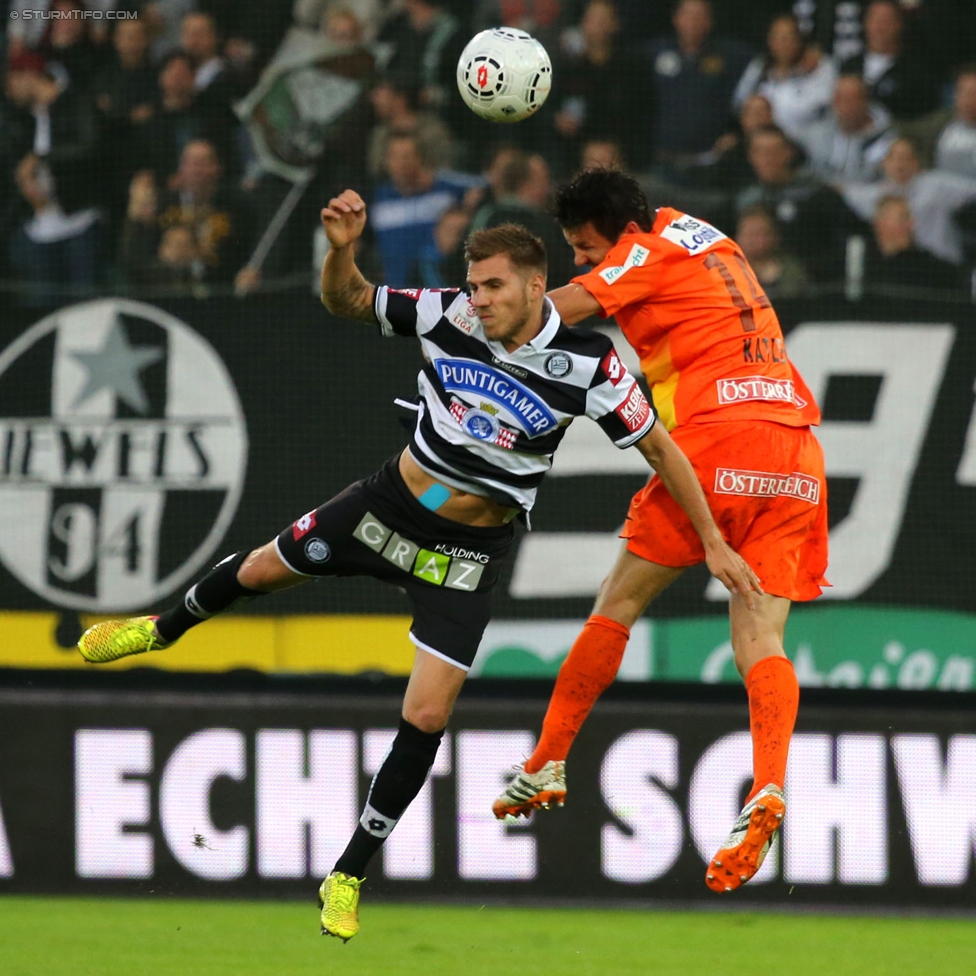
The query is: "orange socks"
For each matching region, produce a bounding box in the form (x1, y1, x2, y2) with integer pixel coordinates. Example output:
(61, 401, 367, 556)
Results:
(525, 615, 630, 773)
(745, 655, 799, 803)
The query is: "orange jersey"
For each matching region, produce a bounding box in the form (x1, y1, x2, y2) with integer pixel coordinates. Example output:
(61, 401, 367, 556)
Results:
(573, 208, 821, 431)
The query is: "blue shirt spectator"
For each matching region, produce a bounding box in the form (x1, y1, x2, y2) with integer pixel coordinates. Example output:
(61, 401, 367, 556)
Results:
(370, 133, 473, 286)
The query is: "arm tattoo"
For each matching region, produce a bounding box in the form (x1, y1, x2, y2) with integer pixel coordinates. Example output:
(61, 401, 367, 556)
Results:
(323, 275, 377, 323)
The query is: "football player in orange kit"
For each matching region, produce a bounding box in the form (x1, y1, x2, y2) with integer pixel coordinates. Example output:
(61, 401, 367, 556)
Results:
(492, 168, 828, 893)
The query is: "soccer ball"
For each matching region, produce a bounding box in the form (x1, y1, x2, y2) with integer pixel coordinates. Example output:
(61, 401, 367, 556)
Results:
(456, 28, 552, 123)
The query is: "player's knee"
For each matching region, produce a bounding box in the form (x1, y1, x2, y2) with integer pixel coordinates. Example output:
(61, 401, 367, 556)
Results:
(402, 701, 452, 733)
(236, 544, 293, 591)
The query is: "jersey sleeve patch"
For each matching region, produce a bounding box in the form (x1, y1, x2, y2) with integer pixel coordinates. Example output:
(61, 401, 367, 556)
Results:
(598, 243, 651, 285)
(615, 384, 653, 434)
(375, 285, 420, 337)
(599, 348, 628, 387)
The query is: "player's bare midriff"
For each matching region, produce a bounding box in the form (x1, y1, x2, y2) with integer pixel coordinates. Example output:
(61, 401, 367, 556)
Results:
(398, 449, 517, 527)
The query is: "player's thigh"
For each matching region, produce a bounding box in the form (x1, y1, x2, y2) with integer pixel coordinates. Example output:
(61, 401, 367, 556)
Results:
(593, 544, 685, 627)
(729, 591, 792, 677)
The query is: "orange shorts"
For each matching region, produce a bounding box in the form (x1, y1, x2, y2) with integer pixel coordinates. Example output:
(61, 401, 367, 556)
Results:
(622, 420, 829, 602)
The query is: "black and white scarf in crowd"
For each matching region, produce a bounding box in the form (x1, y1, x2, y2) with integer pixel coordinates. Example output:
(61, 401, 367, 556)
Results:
(373, 286, 656, 513)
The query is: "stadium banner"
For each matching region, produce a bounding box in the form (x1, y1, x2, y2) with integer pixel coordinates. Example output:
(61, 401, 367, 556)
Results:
(0, 680, 974, 908)
(2, 292, 976, 683)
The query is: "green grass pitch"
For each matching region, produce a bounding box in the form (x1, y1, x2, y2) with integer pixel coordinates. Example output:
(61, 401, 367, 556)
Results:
(1, 896, 975, 976)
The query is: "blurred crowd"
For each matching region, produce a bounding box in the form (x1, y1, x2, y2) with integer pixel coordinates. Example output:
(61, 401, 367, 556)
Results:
(2, 0, 975, 305)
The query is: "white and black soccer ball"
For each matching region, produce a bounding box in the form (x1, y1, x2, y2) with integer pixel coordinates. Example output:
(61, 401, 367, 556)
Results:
(456, 28, 552, 123)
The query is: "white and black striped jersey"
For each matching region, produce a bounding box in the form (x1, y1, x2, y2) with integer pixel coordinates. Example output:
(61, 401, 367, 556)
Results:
(374, 285, 656, 512)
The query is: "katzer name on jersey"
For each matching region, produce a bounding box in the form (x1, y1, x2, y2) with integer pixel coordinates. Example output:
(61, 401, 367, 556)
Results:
(373, 286, 656, 512)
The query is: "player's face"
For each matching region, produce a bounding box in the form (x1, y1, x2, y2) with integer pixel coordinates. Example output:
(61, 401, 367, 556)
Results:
(467, 254, 544, 349)
(563, 223, 617, 269)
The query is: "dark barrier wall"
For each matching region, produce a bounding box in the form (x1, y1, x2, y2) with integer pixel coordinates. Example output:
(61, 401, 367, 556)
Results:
(1, 677, 974, 908)
(2, 290, 976, 622)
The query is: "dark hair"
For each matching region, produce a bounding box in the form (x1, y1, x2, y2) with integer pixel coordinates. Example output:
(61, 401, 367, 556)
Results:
(554, 167, 653, 240)
(955, 63, 976, 82)
(465, 223, 547, 278)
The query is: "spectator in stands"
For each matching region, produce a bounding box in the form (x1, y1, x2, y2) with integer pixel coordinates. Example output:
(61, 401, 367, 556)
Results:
(179, 9, 241, 168)
(552, 1, 645, 173)
(733, 13, 837, 142)
(737, 125, 860, 279)
(642, 0, 751, 176)
(865, 194, 962, 289)
(417, 204, 471, 286)
(841, 137, 976, 265)
(2, 52, 100, 304)
(94, 19, 157, 191)
(42, 0, 102, 93)
(141, 1, 197, 62)
(366, 74, 454, 180)
(294, 0, 386, 43)
(735, 204, 809, 298)
(693, 92, 773, 191)
(370, 133, 469, 286)
(474, 0, 569, 53)
(9, 151, 101, 306)
(377, 1, 464, 129)
(581, 138, 626, 172)
(136, 52, 207, 182)
(906, 65, 976, 180)
(120, 138, 252, 284)
(470, 151, 576, 287)
(840, 0, 938, 122)
(94, 18, 156, 126)
(799, 74, 896, 183)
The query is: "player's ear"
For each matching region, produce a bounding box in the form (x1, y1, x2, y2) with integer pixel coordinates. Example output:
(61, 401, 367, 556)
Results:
(622, 220, 643, 236)
(528, 272, 545, 299)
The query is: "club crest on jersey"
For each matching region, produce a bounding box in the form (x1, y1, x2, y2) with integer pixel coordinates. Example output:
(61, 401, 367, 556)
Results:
(544, 352, 573, 378)
(435, 358, 556, 435)
(304, 537, 331, 562)
(449, 399, 517, 450)
(660, 215, 726, 254)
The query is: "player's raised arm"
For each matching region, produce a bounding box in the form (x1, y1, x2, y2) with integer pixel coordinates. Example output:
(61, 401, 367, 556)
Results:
(633, 424, 764, 608)
(320, 190, 378, 324)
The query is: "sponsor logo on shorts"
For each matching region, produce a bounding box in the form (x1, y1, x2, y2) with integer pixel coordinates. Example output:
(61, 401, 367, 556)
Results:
(304, 538, 331, 562)
(598, 243, 650, 285)
(716, 375, 806, 408)
(615, 385, 652, 434)
(353, 511, 489, 590)
(714, 468, 820, 504)
(601, 349, 627, 386)
(544, 352, 573, 378)
(292, 511, 317, 540)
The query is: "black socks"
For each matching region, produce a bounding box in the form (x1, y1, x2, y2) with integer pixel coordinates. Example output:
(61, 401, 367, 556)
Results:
(334, 717, 445, 878)
(154, 550, 264, 643)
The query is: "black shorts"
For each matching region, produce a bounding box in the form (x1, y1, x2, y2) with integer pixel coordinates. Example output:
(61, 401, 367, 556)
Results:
(274, 456, 516, 670)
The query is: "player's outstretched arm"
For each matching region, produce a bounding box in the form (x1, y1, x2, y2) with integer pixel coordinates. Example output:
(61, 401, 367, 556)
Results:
(320, 190, 377, 324)
(634, 424, 764, 609)
(547, 283, 602, 326)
